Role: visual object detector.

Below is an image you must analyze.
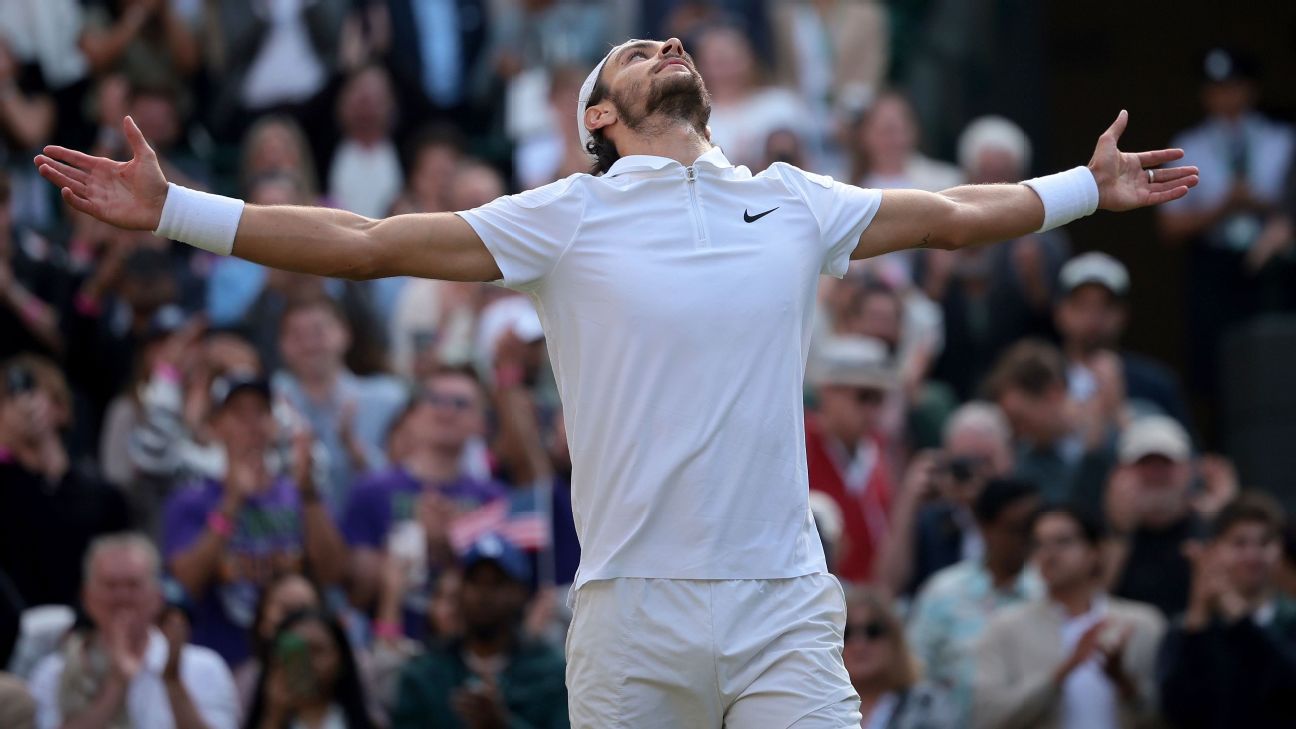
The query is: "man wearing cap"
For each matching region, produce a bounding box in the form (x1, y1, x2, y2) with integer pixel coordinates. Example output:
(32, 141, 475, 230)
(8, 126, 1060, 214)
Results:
(37, 34, 1196, 727)
(392, 533, 568, 729)
(161, 374, 349, 666)
(805, 336, 896, 585)
(1158, 48, 1294, 400)
(1055, 251, 1191, 430)
(1104, 415, 1237, 617)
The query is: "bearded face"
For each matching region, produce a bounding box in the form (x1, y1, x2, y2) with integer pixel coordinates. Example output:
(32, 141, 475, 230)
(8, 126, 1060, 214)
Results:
(609, 60, 712, 137)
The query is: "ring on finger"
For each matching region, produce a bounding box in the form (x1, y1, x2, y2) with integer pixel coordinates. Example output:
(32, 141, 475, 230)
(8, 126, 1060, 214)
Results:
(1148, 169, 1155, 183)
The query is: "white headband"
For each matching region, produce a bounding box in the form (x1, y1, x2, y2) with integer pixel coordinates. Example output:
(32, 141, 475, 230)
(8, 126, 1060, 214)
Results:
(577, 40, 642, 158)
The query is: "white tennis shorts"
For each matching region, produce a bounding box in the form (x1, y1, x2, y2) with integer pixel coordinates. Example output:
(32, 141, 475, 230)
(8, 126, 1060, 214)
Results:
(565, 573, 862, 728)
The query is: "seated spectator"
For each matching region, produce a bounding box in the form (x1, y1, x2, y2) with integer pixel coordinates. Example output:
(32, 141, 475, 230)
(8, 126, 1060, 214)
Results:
(29, 533, 238, 729)
(273, 295, 407, 508)
(769, 0, 888, 146)
(0, 172, 67, 362)
(925, 117, 1069, 401)
(908, 478, 1043, 725)
(79, 0, 199, 84)
(514, 65, 596, 190)
(327, 64, 402, 220)
(973, 507, 1165, 729)
(389, 125, 464, 217)
(878, 402, 1014, 596)
(984, 339, 1118, 514)
(245, 609, 375, 729)
(0, 354, 130, 608)
(834, 280, 951, 449)
(344, 366, 506, 634)
(162, 374, 349, 667)
(391, 534, 568, 729)
(846, 587, 954, 728)
(1105, 416, 1236, 617)
(125, 79, 209, 191)
(122, 329, 265, 537)
(233, 573, 323, 716)
(237, 115, 322, 203)
(1159, 492, 1296, 729)
(851, 91, 963, 194)
(1055, 252, 1192, 429)
(693, 23, 812, 169)
(805, 336, 897, 585)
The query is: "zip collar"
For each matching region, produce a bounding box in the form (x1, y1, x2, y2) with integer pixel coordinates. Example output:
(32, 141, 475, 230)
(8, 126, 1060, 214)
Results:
(606, 146, 734, 177)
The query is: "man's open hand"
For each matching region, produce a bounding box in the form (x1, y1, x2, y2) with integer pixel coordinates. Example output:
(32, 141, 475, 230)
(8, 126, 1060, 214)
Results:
(34, 116, 168, 231)
(1088, 110, 1199, 211)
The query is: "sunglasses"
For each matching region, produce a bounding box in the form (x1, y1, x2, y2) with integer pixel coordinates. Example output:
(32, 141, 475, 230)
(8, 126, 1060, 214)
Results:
(423, 391, 474, 412)
(844, 620, 889, 641)
(852, 388, 885, 405)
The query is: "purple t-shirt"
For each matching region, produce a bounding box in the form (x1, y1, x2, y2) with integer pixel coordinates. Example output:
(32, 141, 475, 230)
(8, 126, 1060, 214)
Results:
(163, 477, 304, 666)
(341, 466, 506, 549)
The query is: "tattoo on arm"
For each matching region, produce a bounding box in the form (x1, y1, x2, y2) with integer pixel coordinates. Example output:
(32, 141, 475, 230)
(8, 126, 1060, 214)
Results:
(916, 233, 931, 248)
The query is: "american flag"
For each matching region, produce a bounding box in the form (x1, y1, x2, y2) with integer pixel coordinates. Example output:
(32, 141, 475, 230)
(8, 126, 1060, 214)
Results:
(449, 486, 551, 554)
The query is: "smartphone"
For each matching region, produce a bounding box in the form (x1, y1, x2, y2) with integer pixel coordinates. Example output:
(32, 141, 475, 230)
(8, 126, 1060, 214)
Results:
(275, 633, 316, 699)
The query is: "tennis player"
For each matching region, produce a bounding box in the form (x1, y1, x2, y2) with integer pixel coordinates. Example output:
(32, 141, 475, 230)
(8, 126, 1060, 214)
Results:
(35, 37, 1196, 728)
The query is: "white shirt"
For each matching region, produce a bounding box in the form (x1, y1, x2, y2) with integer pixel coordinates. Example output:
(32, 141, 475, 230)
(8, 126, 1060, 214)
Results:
(1058, 597, 1119, 729)
(459, 147, 882, 594)
(328, 138, 404, 219)
(30, 627, 240, 729)
(242, 0, 327, 108)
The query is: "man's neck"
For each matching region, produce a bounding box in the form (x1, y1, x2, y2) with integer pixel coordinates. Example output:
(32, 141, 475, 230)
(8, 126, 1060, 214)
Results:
(403, 447, 462, 483)
(1050, 583, 1095, 617)
(986, 560, 1019, 590)
(464, 629, 513, 661)
(614, 123, 712, 169)
(297, 367, 341, 400)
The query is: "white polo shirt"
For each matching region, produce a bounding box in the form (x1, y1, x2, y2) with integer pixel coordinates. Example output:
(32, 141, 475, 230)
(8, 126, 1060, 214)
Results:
(458, 147, 882, 591)
(30, 628, 239, 729)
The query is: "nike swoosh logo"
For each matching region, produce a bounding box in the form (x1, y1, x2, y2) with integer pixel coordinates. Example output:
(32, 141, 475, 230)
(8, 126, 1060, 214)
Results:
(744, 207, 779, 223)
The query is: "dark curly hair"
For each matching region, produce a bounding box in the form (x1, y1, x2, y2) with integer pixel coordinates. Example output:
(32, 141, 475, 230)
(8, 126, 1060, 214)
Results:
(583, 76, 621, 176)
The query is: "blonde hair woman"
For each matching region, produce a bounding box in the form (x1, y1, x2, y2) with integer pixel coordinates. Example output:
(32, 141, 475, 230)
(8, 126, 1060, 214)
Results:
(845, 588, 953, 729)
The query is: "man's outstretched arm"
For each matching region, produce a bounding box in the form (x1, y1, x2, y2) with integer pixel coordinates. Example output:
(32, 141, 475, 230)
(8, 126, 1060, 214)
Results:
(34, 117, 502, 283)
(852, 110, 1200, 260)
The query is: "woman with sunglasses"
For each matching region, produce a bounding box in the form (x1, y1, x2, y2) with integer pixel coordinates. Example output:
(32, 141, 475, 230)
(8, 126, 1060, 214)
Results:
(845, 588, 953, 729)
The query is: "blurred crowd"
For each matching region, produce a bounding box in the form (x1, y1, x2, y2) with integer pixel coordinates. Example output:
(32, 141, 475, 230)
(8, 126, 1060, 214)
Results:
(0, 1, 1295, 728)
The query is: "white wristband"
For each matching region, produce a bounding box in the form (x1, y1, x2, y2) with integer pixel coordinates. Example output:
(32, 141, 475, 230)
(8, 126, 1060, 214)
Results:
(1021, 166, 1099, 233)
(153, 183, 245, 256)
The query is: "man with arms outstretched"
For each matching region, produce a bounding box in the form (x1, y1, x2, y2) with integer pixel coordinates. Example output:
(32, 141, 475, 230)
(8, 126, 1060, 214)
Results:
(36, 37, 1196, 729)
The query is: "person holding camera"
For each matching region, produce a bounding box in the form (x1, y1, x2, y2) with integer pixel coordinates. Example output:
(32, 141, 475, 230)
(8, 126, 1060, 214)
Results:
(876, 401, 1014, 596)
(0, 354, 130, 609)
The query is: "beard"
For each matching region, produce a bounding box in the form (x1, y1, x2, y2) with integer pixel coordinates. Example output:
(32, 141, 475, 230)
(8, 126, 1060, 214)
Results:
(612, 69, 711, 137)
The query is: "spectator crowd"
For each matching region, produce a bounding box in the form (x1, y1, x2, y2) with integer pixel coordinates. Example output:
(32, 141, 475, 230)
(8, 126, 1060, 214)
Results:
(0, 1, 1294, 728)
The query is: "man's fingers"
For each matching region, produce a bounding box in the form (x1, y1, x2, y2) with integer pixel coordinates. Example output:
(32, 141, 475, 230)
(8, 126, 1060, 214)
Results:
(38, 164, 88, 197)
(1146, 186, 1191, 206)
(1150, 177, 1198, 195)
(1149, 166, 1199, 183)
(123, 115, 155, 160)
(40, 145, 102, 170)
(1137, 148, 1184, 167)
(1103, 109, 1129, 142)
(59, 185, 97, 217)
(37, 156, 91, 186)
